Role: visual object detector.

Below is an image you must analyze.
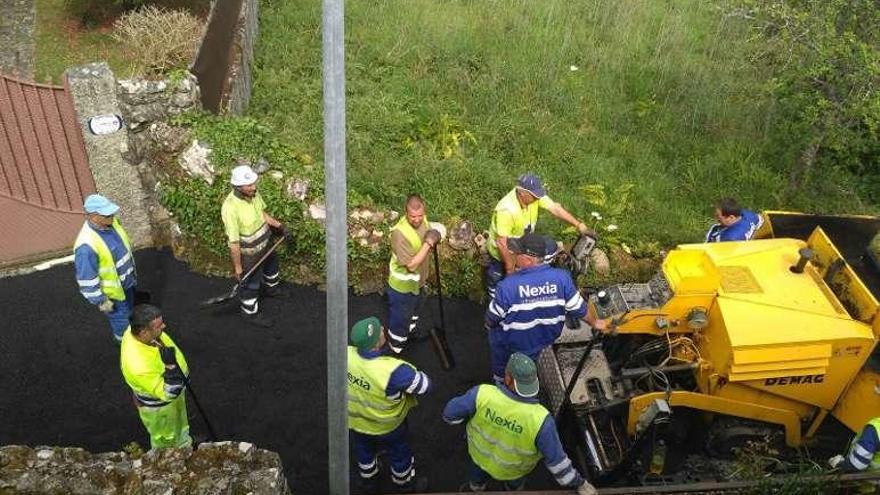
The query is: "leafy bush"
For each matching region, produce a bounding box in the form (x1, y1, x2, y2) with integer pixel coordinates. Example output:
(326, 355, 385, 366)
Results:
(112, 5, 203, 74)
(729, 0, 880, 201)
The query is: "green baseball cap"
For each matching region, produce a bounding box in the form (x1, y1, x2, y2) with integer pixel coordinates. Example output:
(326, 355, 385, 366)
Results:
(351, 317, 383, 351)
(506, 352, 540, 398)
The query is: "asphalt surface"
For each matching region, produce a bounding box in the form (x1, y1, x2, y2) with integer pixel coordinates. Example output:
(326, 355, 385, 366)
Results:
(0, 248, 558, 494)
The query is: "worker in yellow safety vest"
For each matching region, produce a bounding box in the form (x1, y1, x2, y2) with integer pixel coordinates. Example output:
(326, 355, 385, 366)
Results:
(830, 417, 880, 472)
(386, 194, 443, 353)
(73, 194, 137, 342)
(221, 164, 289, 328)
(486, 173, 592, 298)
(443, 353, 597, 494)
(348, 317, 432, 493)
(120, 304, 191, 449)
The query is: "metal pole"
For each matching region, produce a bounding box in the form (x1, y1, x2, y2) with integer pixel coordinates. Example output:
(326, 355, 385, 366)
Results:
(322, 0, 348, 493)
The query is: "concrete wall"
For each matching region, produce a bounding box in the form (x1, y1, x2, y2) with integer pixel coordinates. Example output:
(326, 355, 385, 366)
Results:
(0, 0, 35, 79)
(227, 0, 259, 115)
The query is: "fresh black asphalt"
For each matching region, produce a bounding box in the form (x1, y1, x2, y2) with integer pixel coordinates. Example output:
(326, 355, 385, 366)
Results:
(0, 248, 558, 494)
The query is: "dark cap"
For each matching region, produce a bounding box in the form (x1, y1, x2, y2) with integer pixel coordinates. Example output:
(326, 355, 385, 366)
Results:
(516, 173, 546, 198)
(506, 352, 539, 397)
(507, 233, 547, 258)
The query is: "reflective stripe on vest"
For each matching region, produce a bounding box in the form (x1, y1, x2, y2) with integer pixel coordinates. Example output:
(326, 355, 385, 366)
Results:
(853, 418, 880, 470)
(347, 346, 415, 435)
(73, 218, 133, 301)
(466, 384, 547, 481)
(387, 217, 426, 295)
(120, 328, 189, 405)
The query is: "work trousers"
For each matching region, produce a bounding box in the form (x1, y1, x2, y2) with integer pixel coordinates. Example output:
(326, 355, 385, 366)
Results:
(468, 457, 526, 491)
(351, 420, 415, 487)
(136, 393, 192, 449)
(239, 251, 280, 315)
(386, 286, 425, 353)
(108, 287, 136, 342)
(485, 258, 505, 299)
(488, 329, 542, 381)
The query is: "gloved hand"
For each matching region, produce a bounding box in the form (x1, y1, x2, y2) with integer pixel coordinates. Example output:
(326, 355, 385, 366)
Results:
(159, 346, 178, 367)
(577, 481, 598, 495)
(97, 299, 114, 313)
(424, 229, 441, 247)
(828, 454, 845, 469)
(428, 221, 447, 241)
(577, 222, 597, 238)
(272, 223, 289, 238)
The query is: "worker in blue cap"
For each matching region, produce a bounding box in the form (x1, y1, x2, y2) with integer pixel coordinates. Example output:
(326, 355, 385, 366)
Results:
(73, 194, 137, 342)
(486, 173, 593, 298)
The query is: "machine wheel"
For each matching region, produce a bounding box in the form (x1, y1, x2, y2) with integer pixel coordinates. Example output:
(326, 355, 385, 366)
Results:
(706, 417, 785, 459)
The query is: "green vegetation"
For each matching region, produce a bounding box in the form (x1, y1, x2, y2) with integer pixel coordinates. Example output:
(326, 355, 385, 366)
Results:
(33, 0, 208, 83)
(34, 0, 133, 83)
(160, 0, 878, 296)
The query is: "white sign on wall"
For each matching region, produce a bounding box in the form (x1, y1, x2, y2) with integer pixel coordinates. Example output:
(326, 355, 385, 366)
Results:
(87, 114, 123, 135)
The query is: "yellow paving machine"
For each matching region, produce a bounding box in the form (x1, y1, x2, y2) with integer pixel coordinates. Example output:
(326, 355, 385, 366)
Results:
(539, 212, 880, 480)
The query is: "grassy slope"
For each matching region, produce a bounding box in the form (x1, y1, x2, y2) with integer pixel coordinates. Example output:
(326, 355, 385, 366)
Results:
(33, 0, 134, 83)
(251, 0, 872, 249)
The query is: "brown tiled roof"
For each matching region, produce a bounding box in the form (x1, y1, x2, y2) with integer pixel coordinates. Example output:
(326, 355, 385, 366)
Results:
(0, 73, 96, 266)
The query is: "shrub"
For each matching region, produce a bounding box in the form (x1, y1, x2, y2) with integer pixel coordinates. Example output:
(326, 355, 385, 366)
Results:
(112, 5, 203, 75)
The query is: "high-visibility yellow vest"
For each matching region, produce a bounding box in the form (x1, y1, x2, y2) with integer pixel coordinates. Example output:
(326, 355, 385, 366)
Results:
(73, 218, 133, 301)
(466, 384, 548, 481)
(387, 217, 426, 295)
(347, 346, 416, 435)
(120, 329, 189, 407)
(487, 189, 552, 261)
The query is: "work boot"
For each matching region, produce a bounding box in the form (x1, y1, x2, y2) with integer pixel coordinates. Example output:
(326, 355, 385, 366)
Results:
(263, 284, 290, 299)
(458, 481, 486, 492)
(395, 475, 428, 493)
(241, 311, 274, 328)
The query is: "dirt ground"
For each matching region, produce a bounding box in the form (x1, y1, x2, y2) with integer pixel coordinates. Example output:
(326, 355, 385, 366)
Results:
(0, 248, 558, 494)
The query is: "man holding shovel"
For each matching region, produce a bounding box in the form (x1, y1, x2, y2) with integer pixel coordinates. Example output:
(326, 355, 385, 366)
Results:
(221, 164, 289, 328)
(386, 194, 444, 353)
(120, 304, 191, 449)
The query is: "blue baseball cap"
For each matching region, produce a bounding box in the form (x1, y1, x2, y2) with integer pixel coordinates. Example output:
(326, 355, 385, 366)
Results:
(543, 236, 560, 263)
(517, 173, 545, 198)
(83, 194, 120, 216)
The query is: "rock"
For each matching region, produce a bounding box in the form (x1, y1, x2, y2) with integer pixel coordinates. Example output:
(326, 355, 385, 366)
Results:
(473, 232, 488, 253)
(370, 211, 385, 223)
(178, 140, 215, 184)
(285, 178, 309, 201)
(590, 247, 611, 276)
(353, 227, 369, 239)
(254, 157, 271, 174)
(308, 203, 326, 223)
(388, 210, 400, 222)
(36, 449, 53, 460)
(449, 220, 475, 251)
(148, 122, 192, 154)
(268, 170, 284, 180)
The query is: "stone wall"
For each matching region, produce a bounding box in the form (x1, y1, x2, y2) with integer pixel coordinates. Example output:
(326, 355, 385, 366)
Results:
(227, 0, 260, 115)
(66, 63, 201, 248)
(0, 0, 35, 79)
(66, 63, 153, 248)
(0, 442, 292, 494)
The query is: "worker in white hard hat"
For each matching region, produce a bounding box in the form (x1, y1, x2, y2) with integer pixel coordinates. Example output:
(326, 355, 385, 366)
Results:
(221, 164, 288, 327)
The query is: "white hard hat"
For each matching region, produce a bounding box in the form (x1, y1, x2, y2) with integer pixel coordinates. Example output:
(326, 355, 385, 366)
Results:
(230, 165, 258, 186)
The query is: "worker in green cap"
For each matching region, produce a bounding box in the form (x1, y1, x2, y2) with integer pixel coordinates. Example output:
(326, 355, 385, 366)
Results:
(443, 353, 597, 494)
(348, 317, 432, 493)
